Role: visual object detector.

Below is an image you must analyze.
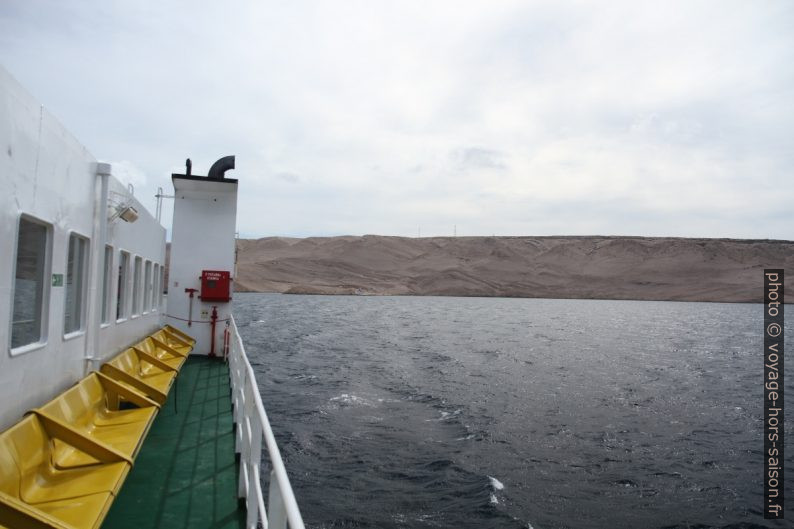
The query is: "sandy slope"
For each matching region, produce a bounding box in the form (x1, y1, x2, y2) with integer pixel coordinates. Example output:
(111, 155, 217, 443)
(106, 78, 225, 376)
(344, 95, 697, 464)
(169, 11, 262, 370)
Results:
(233, 235, 793, 303)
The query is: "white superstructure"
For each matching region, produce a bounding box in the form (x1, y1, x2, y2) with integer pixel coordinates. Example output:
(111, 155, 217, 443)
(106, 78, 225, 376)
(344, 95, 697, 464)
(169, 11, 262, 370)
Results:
(0, 65, 166, 431)
(166, 163, 238, 356)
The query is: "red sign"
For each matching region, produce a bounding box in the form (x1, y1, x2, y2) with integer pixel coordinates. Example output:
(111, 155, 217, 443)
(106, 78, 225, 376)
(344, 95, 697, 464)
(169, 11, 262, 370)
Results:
(200, 270, 232, 302)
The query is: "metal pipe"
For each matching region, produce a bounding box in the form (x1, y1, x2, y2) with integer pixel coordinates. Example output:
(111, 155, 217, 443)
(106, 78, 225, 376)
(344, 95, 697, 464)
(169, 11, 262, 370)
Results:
(84, 163, 111, 373)
(184, 288, 198, 326)
(223, 321, 231, 361)
(209, 306, 218, 357)
(207, 155, 236, 179)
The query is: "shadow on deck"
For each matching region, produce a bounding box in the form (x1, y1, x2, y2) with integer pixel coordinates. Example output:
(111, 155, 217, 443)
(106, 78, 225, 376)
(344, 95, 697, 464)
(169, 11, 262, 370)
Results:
(104, 356, 245, 529)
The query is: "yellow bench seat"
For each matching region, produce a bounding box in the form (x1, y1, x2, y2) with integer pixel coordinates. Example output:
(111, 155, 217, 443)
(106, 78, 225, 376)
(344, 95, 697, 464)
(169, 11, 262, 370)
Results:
(33, 372, 159, 469)
(150, 329, 193, 356)
(0, 414, 130, 529)
(3, 491, 111, 529)
(100, 348, 177, 405)
(161, 325, 196, 349)
(134, 337, 187, 371)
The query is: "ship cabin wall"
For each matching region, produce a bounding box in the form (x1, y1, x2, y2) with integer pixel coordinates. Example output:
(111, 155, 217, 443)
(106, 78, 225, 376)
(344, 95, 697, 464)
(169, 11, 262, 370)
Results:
(99, 177, 167, 363)
(167, 176, 238, 356)
(0, 66, 166, 430)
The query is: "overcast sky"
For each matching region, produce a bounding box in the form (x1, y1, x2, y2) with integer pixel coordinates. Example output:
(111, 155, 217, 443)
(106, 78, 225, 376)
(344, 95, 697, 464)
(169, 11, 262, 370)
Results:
(1, 1, 792, 239)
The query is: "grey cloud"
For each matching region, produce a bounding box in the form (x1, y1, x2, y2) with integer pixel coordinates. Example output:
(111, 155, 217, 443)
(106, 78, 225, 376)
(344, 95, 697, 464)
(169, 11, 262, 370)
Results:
(451, 147, 507, 171)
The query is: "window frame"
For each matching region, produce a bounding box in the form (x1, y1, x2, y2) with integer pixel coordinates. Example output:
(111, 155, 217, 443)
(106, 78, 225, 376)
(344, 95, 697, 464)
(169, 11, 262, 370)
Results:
(152, 263, 160, 312)
(143, 260, 152, 314)
(131, 255, 142, 317)
(159, 266, 165, 308)
(101, 244, 113, 326)
(63, 231, 90, 338)
(9, 214, 53, 356)
(116, 250, 131, 323)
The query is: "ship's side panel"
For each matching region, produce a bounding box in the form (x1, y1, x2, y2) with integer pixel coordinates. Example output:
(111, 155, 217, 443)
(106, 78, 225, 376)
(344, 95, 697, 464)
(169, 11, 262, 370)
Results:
(0, 69, 40, 379)
(0, 66, 166, 430)
(0, 66, 96, 429)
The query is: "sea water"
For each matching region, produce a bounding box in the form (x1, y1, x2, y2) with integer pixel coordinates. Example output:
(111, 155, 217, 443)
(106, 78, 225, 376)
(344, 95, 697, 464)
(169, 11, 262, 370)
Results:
(234, 293, 792, 529)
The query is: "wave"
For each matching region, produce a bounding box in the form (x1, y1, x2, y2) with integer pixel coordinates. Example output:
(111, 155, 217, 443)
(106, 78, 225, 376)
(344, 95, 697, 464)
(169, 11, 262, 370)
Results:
(489, 476, 505, 491)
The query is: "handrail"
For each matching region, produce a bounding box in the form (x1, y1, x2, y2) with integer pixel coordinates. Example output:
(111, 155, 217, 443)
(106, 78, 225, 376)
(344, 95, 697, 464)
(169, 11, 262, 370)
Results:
(227, 315, 306, 529)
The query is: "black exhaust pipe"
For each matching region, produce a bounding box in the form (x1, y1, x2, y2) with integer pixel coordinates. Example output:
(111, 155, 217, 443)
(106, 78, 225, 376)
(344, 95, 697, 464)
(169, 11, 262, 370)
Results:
(208, 155, 236, 179)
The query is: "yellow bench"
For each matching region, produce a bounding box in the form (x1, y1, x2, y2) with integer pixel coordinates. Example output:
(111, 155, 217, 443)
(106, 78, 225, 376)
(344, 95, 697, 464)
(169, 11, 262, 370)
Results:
(0, 326, 197, 529)
(100, 347, 178, 406)
(133, 337, 188, 372)
(160, 325, 196, 353)
(31, 372, 159, 469)
(0, 413, 130, 529)
(150, 330, 192, 356)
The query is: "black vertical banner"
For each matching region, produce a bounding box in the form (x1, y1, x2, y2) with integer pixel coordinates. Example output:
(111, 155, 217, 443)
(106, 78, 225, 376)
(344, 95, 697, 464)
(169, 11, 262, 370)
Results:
(764, 269, 784, 519)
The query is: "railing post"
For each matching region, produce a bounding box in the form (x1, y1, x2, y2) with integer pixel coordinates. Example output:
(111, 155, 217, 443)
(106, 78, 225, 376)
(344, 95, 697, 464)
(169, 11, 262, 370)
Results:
(247, 397, 263, 528)
(246, 465, 258, 528)
(268, 468, 287, 529)
(233, 354, 243, 456)
(237, 369, 251, 501)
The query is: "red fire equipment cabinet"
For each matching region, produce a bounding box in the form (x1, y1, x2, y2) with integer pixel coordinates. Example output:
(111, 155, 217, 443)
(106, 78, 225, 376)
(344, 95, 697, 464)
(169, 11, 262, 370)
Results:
(200, 270, 232, 302)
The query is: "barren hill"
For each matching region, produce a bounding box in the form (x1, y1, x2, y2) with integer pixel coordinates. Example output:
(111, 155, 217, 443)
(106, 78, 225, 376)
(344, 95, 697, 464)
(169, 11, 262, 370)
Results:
(233, 236, 793, 303)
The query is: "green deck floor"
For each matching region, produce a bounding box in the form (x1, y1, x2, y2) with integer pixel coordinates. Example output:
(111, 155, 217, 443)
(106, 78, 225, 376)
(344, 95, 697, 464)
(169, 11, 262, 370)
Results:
(104, 356, 246, 529)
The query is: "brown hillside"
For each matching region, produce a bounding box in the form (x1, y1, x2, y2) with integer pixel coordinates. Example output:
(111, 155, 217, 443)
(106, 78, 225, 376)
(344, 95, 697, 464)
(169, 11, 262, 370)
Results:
(231, 236, 793, 303)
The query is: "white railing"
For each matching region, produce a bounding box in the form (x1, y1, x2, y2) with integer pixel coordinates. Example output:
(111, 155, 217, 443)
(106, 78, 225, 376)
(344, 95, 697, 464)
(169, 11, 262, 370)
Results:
(227, 315, 306, 529)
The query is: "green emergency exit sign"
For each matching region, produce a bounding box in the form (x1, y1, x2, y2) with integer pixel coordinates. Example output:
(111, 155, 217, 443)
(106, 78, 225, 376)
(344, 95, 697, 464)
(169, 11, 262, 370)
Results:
(52, 274, 63, 287)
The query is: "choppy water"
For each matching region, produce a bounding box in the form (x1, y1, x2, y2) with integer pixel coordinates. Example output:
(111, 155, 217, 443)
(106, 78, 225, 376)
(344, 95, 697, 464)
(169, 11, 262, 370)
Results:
(234, 293, 792, 529)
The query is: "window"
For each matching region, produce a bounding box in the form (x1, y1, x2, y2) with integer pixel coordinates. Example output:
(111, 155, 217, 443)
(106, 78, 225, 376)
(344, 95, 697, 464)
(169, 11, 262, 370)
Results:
(144, 260, 152, 313)
(152, 263, 160, 311)
(159, 266, 165, 306)
(117, 251, 130, 320)
(132, 256, 142, 315)
(101, 245, 113, 324)
(64, 233, 89, 334)
(11, 217, 50, 350)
